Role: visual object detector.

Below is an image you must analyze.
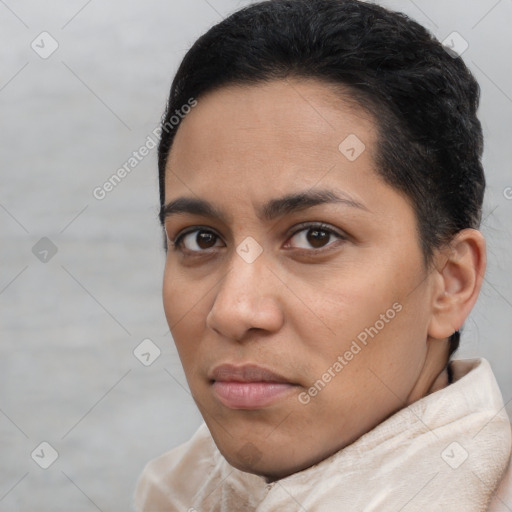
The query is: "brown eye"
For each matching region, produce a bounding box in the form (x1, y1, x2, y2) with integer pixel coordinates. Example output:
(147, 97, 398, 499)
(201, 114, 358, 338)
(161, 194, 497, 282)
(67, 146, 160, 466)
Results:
(288, 223, 344, 250)
(307, 228, 330, 248)
(196, 232, 217, 249)
(174, 229, 223, 252)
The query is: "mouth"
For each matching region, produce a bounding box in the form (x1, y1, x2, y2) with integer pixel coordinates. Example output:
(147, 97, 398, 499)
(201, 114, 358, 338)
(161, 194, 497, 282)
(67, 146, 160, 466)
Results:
(209, 364, 298, 409)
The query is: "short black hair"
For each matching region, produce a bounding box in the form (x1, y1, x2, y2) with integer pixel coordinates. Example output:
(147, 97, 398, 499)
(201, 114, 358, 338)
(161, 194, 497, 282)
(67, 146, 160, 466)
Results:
(157, 0, 485, 357)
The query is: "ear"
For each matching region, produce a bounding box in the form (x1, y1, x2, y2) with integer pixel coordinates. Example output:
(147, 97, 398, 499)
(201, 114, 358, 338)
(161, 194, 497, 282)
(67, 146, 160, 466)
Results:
(428, 229, 486, 339)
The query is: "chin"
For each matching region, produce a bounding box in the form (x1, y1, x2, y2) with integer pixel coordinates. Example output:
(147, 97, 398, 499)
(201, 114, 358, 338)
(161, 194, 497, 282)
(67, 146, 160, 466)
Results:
(214, 432, 323, 482)
(222, 448, 298, 480)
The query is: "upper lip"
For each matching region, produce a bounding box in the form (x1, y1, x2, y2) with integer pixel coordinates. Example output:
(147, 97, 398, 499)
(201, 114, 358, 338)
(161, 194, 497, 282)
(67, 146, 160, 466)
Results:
(209, 364, 293, 384)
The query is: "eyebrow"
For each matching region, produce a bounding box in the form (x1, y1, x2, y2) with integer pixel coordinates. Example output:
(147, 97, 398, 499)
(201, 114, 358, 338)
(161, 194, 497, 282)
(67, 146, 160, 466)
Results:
(160, 189, 368, 224)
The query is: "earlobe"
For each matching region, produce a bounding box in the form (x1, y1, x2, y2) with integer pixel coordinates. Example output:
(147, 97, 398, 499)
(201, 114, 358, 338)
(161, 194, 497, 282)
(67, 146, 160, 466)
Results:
(427, 229, 486, 340)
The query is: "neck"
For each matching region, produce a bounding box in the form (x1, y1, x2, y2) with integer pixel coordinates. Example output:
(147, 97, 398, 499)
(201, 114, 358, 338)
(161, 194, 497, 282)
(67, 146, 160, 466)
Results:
(406, 337, 451, 405)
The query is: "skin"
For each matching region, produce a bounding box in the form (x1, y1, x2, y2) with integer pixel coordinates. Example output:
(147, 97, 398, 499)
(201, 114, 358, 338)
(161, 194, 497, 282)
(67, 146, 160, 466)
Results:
(161, 78, 486, 481)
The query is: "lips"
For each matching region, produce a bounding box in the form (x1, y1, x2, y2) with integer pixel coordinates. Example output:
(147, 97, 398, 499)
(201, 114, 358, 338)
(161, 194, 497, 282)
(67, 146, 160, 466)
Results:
(210, 364, 291, 384)
(209, 364, 297, 409)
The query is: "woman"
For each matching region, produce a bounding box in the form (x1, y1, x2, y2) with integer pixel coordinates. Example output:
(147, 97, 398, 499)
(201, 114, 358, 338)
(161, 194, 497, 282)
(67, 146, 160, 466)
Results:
(135, 0, 512, 510)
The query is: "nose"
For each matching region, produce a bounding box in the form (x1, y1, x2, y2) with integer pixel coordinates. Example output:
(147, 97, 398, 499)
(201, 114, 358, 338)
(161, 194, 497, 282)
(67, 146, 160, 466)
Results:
(206, 252, 285, 342)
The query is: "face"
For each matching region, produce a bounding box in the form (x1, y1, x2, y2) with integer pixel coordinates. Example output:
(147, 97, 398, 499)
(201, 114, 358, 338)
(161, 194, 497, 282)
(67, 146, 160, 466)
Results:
(162, 79, 438, 481)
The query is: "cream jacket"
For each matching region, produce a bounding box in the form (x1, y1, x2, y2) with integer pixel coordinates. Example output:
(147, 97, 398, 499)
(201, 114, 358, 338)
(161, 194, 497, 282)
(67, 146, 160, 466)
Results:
(135, 358, 512, 511)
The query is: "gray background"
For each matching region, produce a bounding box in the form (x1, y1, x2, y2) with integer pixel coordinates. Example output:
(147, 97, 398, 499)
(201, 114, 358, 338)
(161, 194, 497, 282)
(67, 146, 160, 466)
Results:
(0, 0, 511, 510)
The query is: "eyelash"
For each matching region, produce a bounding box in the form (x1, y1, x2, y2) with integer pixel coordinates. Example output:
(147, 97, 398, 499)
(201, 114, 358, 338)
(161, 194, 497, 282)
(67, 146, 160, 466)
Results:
(171, 222, 346, 254)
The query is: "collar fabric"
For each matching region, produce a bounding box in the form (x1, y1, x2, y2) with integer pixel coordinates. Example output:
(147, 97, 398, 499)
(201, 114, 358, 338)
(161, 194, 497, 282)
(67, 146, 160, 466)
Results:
(135, 358, 512, 511)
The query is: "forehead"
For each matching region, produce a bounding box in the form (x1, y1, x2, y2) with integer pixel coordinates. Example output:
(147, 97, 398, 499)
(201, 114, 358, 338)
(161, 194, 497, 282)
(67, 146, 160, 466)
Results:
(166, 79, 379, 193)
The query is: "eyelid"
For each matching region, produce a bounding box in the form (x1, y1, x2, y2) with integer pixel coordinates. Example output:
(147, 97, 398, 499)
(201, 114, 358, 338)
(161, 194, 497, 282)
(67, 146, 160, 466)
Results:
(171, 225, 223, 251)
(284, 221, 347, 250)
(287, 221, 345, 239)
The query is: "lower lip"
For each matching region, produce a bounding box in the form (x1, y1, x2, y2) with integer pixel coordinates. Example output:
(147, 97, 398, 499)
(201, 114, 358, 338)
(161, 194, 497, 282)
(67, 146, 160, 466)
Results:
(212, 381, 295, 409)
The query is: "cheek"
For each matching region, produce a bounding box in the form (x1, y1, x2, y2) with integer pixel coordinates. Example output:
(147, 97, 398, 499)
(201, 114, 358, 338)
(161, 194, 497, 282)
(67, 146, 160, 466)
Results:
(162, 264, 207, 360)
(162, 259, 208, 321)
(324, 292, 428, 409)
(295, 264, 400, 352)
(297, 253, 429, 387)
(162, 264, 181, 324)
